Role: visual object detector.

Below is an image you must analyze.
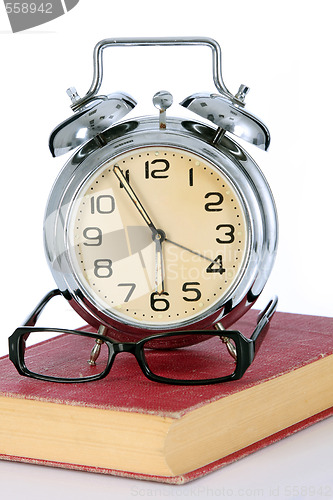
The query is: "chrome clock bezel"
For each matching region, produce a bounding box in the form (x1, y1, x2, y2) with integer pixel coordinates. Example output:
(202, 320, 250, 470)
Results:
(44, 117, 278, 336)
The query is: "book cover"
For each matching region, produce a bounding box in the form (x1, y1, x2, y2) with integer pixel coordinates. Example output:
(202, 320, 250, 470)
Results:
(0, 309, 332, 483)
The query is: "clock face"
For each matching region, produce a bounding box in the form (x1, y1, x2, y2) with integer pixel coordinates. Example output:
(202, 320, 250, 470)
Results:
(67, 146, 249, 329)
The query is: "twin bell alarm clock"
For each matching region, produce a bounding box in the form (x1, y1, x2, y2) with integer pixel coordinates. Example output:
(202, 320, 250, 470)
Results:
(44, 37, 278, 346)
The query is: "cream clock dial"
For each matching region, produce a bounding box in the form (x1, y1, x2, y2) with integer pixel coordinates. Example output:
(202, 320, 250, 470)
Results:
(68, 146, 249, 327)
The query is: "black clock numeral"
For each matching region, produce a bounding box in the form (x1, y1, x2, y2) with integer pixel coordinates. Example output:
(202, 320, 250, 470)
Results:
(206, 255, 226, 275)
(145, 159, 170, 179)
(119, 169, 130, 189)
(117, 283, 136, 302)
(94, 259, 113, 278)
(188, 167, 194, 186)
(150, 292, 170, 311)
(216, 224, 235, 244)
(182, 282, 201, 302)
(204, 192, 224, 211)
(83, 227, 102, 246)
(90, 195, 115, 214)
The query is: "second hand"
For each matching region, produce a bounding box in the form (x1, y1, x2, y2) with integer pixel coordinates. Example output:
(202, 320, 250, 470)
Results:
(165, 238, 214, 263)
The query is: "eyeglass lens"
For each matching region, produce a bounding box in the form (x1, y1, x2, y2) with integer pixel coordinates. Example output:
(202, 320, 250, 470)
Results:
(143, 335, 237, 381)
(24, 331, 110, 379)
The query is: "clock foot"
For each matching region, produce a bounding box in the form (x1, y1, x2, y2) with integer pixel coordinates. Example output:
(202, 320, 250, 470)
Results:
(87, 325, 106, 366)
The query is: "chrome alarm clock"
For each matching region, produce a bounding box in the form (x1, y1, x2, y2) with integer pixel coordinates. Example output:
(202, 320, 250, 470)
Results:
(44, 37, 278, 344)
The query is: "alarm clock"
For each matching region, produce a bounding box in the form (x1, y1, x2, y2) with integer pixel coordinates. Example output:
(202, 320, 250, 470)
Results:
(44, 37, 278, 345)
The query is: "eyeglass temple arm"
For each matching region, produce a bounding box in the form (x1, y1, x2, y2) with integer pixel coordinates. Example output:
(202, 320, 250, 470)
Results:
(250, 296, 278, 355)
(22, 289, 277, 346)
(23, 289, 62, 327)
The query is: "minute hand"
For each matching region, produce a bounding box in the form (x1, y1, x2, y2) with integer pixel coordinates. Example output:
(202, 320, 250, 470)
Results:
(113, 165, 165, 294)
(113, 165, 157, 234)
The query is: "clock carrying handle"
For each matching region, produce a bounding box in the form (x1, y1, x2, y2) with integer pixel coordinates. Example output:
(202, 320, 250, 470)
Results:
(70, 37, 238, 111)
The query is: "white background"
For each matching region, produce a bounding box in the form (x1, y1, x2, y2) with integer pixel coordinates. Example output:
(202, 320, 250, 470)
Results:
(0, 1, 332, 498)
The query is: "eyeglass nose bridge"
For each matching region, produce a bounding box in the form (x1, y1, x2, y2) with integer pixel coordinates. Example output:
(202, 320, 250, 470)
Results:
(113, 342, 137, 355)
(88, 334, 137, 366)
(97, 325, 137, 356)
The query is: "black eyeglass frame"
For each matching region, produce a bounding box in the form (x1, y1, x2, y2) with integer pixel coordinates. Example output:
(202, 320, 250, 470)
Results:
(8, 290, 278, 385)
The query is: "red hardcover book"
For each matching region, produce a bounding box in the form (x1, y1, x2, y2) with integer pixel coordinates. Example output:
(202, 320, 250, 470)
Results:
(0, 310, 332, 484)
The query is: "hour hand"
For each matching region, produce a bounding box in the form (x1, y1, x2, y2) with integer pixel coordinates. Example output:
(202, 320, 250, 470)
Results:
(154, 231, 165, 295)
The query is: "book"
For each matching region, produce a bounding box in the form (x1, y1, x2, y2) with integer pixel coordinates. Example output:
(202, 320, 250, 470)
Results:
(0, 310, 332, 484)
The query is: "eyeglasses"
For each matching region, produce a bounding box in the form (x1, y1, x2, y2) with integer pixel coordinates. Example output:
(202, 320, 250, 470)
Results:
(8, 289, 278, 385)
